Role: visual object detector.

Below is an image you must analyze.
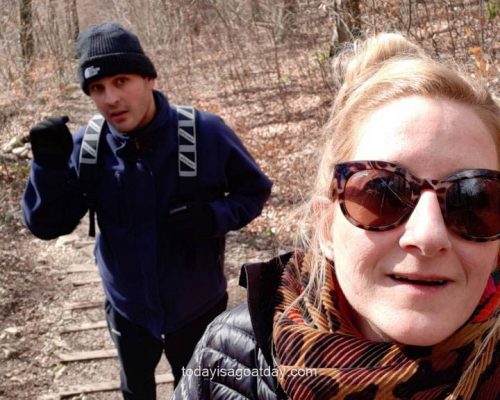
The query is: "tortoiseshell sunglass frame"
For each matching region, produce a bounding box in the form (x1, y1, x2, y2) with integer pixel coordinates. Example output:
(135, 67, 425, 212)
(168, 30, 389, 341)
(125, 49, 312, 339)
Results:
(333, 160, 500, 242)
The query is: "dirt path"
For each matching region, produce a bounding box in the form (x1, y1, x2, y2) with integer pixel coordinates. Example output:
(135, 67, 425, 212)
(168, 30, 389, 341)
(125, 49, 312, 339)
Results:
(0, 61, 311, 400)
(1, 208, 275, 399)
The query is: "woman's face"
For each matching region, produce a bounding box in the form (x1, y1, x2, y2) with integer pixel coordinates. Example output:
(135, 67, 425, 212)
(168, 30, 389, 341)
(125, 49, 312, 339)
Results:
(328, 96, 499, 346)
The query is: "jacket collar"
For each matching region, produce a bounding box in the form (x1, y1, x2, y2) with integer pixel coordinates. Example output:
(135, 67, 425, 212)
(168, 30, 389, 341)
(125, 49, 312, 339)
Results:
(109, 90, 172, 156)
(239, 252, 293, 367)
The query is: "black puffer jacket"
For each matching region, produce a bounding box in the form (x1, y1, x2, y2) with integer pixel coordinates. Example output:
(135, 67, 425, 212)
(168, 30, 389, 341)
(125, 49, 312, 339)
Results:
(173, 253, 292, 400)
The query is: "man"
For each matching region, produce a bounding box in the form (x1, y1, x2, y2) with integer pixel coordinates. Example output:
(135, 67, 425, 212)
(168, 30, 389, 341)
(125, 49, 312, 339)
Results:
(22, 22, 272, 399)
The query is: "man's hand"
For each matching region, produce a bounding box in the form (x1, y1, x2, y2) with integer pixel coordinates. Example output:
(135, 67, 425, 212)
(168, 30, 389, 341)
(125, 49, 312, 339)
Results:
(167, 201, 215, 240)
(30, 116, 73, 169)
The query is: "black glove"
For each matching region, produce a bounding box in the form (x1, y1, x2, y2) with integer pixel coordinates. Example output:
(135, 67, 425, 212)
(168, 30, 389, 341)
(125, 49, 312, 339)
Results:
(29, 116, 73, 169)
(167, 201, 215, 240)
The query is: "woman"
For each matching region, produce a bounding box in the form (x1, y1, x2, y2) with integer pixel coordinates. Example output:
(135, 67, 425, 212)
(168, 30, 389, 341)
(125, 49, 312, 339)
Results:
(173, 33, 499, 399)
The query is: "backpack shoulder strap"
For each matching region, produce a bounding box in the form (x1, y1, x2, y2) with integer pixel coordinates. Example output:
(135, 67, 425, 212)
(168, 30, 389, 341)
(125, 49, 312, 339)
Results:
(78, 113, 105, 237)
(176, 105, 198, 201)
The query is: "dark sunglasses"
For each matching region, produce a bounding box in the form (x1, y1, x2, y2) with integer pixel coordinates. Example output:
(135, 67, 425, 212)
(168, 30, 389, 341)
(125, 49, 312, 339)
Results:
(333, 160, 500, 242)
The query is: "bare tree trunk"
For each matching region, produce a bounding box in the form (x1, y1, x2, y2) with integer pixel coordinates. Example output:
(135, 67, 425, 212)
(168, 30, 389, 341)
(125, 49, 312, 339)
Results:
(283, 0, 298, 16)
(329, 0, 361, 56)
(48, 0, 60, 54)
(19, 0, 34, 66)
(345, 0, 361, 33)
(250, 0, 262, 22)
(66, 0, 79, 44)
(283, 0, 298, 34)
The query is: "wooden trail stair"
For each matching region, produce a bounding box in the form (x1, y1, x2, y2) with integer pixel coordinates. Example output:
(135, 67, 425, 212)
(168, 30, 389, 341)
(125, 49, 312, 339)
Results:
(41, 260, 174, 399)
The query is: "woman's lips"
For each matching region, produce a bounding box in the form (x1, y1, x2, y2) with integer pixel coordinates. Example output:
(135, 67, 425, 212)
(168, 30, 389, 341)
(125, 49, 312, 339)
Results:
(389, 274, 450, 287)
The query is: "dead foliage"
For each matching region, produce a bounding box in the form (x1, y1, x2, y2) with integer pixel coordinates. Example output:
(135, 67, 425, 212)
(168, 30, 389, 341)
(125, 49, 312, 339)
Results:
(0, 1, 498, 398)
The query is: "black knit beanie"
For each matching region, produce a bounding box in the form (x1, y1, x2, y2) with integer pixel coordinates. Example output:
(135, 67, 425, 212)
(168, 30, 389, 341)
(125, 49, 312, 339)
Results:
(76, 22, 157, 95)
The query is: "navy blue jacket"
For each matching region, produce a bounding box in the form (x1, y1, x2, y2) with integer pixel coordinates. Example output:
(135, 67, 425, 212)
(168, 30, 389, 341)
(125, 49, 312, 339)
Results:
(22, 91, 272, 339)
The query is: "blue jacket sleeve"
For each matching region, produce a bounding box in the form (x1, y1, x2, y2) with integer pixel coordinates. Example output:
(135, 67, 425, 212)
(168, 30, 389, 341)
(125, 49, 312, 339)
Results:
(204, 115, 273, 236)
(21, 130, 88, 240)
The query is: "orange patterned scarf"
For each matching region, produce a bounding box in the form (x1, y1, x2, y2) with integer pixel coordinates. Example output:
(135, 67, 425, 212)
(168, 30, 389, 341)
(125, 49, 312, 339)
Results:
(273, 252, 499, 400)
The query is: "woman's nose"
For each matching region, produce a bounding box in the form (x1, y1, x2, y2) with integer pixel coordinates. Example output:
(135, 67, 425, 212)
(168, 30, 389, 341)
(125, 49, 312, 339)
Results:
(399, 190, 452, 257)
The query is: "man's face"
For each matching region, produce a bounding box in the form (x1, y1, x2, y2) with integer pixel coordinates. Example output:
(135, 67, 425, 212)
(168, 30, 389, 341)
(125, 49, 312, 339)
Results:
(88, 74, 156, 133)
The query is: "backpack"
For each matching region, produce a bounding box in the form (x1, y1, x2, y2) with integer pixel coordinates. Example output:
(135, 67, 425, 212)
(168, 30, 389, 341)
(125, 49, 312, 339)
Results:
(78, 105, 197, 237)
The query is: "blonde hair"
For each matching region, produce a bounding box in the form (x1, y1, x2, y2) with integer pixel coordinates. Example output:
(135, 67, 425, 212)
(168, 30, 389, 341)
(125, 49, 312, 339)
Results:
(294, 32, 500, 306)
(280, 31, 500, 392)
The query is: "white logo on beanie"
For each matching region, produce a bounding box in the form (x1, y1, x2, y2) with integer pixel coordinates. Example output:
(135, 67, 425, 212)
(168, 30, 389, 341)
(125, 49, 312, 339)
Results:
(84, 66, 101, 79)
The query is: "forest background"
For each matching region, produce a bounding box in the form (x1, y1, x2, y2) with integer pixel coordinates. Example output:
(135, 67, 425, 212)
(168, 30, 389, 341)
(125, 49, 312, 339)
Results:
(0, 0, 498, 398)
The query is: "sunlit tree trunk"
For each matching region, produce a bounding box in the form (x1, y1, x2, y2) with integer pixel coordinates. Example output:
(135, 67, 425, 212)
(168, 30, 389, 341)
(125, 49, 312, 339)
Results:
(250, 0, 262, 21)
(329, 0, 361, 56)
(283, 0, 298, 31)
(19, 0, 34, 66)
(67, 0, 79, 44)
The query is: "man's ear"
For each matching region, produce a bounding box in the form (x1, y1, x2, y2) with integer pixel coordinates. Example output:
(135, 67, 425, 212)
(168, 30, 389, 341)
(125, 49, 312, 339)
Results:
(146, 77, 156, 89)
(312, 195, 335, 261)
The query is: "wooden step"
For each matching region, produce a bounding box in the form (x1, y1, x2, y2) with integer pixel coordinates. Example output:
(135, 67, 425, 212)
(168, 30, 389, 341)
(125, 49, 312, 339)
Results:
(60, 320, 107, 333)
(41, 373, 174, 399)
(56, 349, 117, 362)
(71, 277, 101, 286)
(63, 301, 102, 310)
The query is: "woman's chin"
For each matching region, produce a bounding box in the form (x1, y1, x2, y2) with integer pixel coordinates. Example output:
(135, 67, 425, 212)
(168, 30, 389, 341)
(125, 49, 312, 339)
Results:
(360, 313, 462, 347)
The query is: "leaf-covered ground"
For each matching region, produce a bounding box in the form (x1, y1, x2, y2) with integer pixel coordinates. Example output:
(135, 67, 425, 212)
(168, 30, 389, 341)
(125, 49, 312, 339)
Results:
(0, 2, 498, 397)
